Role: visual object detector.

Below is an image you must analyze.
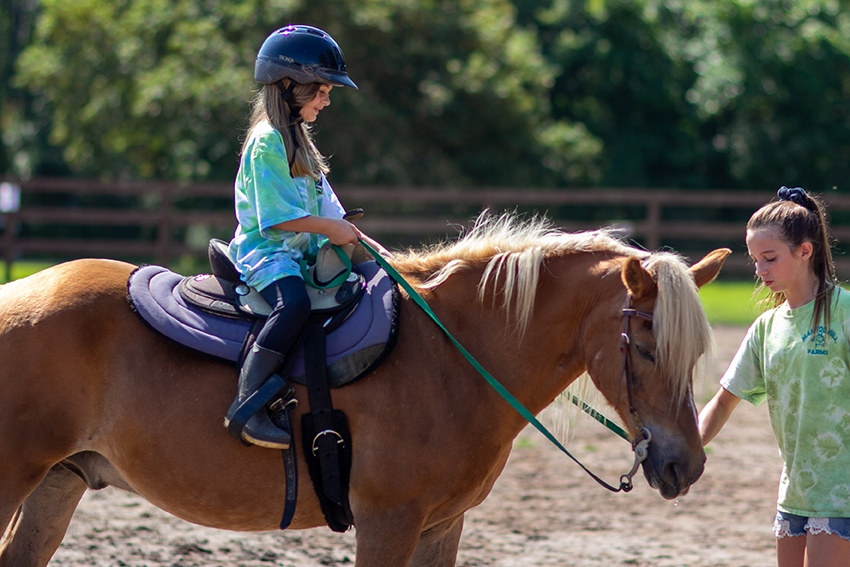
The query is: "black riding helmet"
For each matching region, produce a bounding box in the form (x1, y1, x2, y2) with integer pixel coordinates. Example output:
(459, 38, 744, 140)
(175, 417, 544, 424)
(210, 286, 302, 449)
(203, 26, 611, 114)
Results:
(254, 25, 358, 89)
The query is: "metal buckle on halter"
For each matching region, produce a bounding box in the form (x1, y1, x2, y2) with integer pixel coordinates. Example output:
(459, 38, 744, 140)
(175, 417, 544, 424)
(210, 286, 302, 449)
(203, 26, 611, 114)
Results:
(619, 427, 652, 492)
(311, 429, 345, 456)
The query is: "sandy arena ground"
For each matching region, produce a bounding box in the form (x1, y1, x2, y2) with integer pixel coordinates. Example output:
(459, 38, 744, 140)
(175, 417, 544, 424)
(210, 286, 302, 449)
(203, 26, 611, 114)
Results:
(46, 324, 783, 566)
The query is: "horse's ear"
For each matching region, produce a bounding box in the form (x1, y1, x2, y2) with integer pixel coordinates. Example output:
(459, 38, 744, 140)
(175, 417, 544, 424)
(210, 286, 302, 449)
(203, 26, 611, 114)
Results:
(689, 248, 732, 289)
(621, 257, 656, 299)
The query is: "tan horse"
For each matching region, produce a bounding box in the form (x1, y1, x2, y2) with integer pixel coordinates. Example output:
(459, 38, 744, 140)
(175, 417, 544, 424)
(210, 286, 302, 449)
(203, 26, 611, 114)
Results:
(0, 215, 729, 567)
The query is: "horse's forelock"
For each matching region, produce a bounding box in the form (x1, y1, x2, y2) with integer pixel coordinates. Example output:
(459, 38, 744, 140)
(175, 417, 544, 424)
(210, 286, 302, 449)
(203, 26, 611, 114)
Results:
(643, 253, 714, 404)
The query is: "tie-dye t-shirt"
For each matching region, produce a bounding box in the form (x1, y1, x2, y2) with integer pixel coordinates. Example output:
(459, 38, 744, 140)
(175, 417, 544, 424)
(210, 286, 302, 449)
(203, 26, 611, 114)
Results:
(721, 287, 850, 517)
(226, 121, 345, 291)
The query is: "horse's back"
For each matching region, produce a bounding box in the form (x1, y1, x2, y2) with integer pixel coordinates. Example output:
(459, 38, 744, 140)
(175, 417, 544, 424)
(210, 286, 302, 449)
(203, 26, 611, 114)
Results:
(0, 258, 136, 328)
(0, 259, 139, 461)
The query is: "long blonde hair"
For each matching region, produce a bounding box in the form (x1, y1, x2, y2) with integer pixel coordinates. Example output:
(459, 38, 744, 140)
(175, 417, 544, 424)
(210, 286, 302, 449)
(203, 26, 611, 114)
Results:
(241, 79, 329, 180)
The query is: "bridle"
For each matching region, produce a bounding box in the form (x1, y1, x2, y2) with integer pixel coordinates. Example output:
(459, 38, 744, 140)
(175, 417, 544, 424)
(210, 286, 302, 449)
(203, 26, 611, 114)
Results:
(616, 294, 654, 491)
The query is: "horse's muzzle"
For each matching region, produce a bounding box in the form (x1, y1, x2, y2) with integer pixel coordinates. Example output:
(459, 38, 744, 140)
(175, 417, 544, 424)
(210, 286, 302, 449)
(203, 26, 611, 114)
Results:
(643, 436, 706, 499)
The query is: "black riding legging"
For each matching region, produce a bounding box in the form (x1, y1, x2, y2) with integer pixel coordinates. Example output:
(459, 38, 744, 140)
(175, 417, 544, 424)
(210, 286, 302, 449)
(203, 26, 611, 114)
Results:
(256, 275, 312, 356)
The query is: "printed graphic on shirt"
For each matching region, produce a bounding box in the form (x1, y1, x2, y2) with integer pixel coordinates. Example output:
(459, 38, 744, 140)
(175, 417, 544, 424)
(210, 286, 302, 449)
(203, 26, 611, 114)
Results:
(802, 326, 838, 356)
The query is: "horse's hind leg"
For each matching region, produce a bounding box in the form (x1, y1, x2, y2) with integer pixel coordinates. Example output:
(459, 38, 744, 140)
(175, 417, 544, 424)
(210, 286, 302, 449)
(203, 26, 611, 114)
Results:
(0, 464, 88, 567)
(409, 516, 465, 567)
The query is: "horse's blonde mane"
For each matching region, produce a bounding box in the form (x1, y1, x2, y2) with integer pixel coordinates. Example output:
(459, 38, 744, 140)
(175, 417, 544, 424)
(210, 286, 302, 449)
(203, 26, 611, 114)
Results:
(392, 213, 640, 338)
(390, 213, 713, 406)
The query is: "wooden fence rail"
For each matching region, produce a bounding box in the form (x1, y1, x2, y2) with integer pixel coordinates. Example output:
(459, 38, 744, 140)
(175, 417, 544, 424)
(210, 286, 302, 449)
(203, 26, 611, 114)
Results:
(3, 178, 850, 278)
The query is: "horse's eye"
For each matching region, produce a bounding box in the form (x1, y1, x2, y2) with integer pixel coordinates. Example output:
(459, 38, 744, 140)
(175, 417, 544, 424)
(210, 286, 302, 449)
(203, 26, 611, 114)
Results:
(635, 344, 656, 363)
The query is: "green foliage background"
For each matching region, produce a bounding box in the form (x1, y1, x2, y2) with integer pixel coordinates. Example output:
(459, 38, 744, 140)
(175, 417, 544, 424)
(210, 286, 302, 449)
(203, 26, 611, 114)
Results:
(2, 0, 850, 191)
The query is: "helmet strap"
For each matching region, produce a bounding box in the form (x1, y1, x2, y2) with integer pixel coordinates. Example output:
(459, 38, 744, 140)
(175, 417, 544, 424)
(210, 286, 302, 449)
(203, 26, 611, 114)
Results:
(276, 81, 304, 114)
(288, 121, 302, 169)
(276, 80, 296, 103)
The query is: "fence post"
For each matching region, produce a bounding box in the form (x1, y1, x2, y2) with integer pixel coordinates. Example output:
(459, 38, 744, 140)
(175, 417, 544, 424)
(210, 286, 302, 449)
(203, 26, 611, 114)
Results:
(0, 212, 16, 282)
(0, 181, 21, 281)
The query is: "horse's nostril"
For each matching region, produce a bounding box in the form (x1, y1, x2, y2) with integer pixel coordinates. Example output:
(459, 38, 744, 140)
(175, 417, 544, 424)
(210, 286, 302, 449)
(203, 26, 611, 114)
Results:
(664, 458, 704, 495)
(664, 461, 684, 489)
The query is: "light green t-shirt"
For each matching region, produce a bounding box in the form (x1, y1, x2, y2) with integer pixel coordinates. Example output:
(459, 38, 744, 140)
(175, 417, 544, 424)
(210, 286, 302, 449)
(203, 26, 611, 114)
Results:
(226, 121, 345, 291)
(721, 288, 850, 517)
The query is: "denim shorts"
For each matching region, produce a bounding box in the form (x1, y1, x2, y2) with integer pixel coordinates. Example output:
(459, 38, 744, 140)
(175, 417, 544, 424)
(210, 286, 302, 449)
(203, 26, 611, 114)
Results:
(774, 511, 850, 542)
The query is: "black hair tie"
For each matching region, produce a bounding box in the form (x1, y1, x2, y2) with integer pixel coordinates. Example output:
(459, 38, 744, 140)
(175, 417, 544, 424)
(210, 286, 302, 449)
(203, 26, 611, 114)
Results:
(778, 186, 810, 208)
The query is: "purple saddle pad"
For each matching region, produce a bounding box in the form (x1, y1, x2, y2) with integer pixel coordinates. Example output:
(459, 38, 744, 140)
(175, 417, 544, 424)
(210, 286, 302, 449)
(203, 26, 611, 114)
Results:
(127, 261, 398, 387)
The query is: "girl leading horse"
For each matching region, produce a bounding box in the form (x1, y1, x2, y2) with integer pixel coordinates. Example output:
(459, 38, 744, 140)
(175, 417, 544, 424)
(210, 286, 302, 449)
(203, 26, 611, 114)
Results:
(0, 214, 728, 567)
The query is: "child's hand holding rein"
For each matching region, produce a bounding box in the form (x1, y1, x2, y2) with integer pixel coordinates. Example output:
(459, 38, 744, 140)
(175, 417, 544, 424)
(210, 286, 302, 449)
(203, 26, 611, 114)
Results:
(273, 215, 361, 245)
(319, 218, 390, 257)
(322, 217, 363, 246)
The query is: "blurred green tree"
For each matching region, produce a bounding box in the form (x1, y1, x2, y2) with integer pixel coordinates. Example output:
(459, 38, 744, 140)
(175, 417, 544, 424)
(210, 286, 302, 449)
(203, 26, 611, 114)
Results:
(12, 0, 602, 185)
(702, 0, 850, 192)
(521, 0, 850, 191)
(14, 0, 264, 181)
(2, 0, 69, 178)
(515, 0, 733, 188)
(10, 0, 850, 190)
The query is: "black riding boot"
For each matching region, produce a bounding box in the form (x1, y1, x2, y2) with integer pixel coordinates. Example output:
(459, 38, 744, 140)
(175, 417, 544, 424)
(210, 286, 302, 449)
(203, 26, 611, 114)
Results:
(224, 344, 293, 449)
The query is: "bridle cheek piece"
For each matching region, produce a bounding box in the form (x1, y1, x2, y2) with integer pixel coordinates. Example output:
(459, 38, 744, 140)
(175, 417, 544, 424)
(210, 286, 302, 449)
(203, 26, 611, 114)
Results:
(617, 294, 654, 491)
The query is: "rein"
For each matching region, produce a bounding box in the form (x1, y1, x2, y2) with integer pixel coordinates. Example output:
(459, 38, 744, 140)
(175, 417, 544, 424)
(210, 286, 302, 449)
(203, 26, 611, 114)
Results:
(360, 239, 652, 493)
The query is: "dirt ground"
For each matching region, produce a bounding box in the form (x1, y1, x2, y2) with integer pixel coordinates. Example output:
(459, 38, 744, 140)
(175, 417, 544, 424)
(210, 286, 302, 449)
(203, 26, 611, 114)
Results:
(49, 324, 783, 567)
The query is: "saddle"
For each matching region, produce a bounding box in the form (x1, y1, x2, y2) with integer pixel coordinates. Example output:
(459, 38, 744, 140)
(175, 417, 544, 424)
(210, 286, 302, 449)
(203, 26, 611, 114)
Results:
(127, 239, 399, 388)
(181, 239, 373, 320)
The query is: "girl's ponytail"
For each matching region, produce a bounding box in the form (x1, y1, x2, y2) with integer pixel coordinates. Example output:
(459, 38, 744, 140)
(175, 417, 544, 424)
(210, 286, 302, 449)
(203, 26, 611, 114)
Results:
(749, 187, 837, 333)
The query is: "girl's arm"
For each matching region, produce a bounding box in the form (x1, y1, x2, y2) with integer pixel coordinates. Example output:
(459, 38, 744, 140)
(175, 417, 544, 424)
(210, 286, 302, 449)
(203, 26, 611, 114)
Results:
(273, 216, 361, 246)
(273, 215, 390, 255)
(698, 387, 742, 446)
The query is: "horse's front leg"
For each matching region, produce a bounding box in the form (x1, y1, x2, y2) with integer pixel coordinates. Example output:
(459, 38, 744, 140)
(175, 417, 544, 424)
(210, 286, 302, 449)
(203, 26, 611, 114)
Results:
(0, 460, 55, 555)
(352, 505, 426, 567)
(409, 515, 465, 567)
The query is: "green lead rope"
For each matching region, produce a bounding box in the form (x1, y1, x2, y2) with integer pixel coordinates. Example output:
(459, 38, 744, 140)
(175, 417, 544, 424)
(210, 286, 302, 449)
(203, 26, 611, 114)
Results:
(359, 239, 635, 492)
(565, 393, 629, 441)
(299, 243, 353, 289)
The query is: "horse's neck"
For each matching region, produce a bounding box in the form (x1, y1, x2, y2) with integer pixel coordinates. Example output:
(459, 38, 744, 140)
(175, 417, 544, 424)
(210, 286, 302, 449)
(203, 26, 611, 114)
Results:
(411, 254, 623, 423)
(515, 254, 624, 408)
